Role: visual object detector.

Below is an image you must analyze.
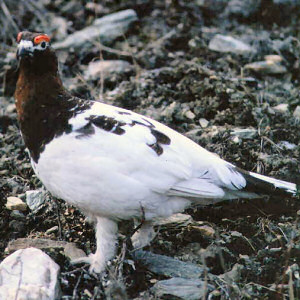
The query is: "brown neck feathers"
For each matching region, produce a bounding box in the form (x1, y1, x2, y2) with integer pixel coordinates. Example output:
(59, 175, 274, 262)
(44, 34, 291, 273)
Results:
(15, 48, 63, 117)
(14, 48, 89, 162)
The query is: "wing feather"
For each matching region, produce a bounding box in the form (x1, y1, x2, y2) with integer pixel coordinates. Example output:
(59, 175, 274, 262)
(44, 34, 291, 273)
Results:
(67, 101, 251, 199)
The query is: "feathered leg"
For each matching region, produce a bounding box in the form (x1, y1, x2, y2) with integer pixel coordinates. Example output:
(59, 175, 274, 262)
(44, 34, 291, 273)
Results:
(131, 220, 157, 249)
(72, 217, 118, 273)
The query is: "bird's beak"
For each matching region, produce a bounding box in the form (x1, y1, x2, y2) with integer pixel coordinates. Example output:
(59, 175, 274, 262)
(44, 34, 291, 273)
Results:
(16, 41, 34, 60)
(17, 47, 27, 59)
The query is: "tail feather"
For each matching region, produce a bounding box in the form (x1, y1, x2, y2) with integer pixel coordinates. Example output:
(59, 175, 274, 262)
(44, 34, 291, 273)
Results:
(237, 167, 297, 196)
(168, 165, 297, 205)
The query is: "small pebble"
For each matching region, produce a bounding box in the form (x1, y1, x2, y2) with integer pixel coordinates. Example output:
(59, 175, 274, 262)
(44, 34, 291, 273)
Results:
(195, 225, 215, 238)
(185, 110, 196, 120)
(9, 220, 25, 232)
(154, 213, 192, 226)
(232, 136, 240, 144)
(209, 34, 255, 55)
(46, 226, 59, 235)
(10, 210, 26, 220)
(6, 104, 16, 114)
(84, 289, 93, 297)
(244, 60, 287, 75)
(152, 277, 214, 300)
(277, 141, 297, 150)
(273, 103, 288, 114)
(199, 118, 209, 128)
(84, 60, 132, 80)
(6, 197, 27, 212)
(231, 128, 257, 140)
(293, 106, 300, 119)
(265, 54, 283, 63)
(231, 231, 243, 238)
(25, 190, 45, 211)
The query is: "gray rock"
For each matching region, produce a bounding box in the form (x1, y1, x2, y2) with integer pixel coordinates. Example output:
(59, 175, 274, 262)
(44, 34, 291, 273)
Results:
(293, 106, 300, 119)
(6, 196, 27, 211)
(105, 280, 128, 300)
(63, 243, 87, 261)
(153, 213, 192, 227)
(277, 141, 297, 150)
(10, 210, 26, 220)
(6, 178, 24, 194)
(6, 103, 16, 114)
(9, 220, 25, 232)
(273, 103, 289, 114)
(199, 118, 209, 128)
(224, 0, 261, 18)
(25, 189, 46, 211)
(193, 224, 215, 238)
(51, 15, 68, 41)
(244, 55, 287, 75)
(45, 226, 59, 235)
(273, 0, 300, 5)
(132, 250, 205, 278)
(245, 61, 287, 74)
(0, 248, 61, 300)
(195, 0, 228, 11)
(185, 110, 196, 120)
(6, 238, 86, 261)
(230, 128, 257, 140)
(84, 60, 132, 80)
(152, 277, 214, 300)
(219, 263, 244, 283)
(53, 9, 138, 50)
(209, 34, 255, 55)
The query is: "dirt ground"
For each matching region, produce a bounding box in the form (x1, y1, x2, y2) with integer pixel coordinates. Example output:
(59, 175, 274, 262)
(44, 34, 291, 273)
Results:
(1, 0, 300, 299)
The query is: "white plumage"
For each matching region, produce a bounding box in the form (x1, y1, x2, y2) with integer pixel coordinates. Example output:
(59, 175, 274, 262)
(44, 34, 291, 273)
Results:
(32, 101, 296, 273)
(33, 102, 246, 217)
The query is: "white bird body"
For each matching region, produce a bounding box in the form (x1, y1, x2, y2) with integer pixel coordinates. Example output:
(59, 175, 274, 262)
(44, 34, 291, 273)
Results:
(14, 31, 297, 273)
(32, 101, 251, 221)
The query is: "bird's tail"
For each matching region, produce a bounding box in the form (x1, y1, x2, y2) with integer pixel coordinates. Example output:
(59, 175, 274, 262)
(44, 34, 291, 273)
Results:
(237, 168, 298, 197)
(168, 165, 297, 204)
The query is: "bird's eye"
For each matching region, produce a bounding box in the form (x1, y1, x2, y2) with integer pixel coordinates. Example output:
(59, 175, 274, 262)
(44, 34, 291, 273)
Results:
(41, 42, 46, 48)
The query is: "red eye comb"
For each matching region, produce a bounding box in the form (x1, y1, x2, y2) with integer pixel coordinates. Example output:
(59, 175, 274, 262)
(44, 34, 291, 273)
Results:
(34, 35, 50, 44)
(16, 32, 22, 43)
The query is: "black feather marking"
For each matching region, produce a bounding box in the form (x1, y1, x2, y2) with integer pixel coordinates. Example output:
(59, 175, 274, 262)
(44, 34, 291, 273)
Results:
(130, 120, 148, 127)
(148, 142, 163, 156)
(75, 112, 171, 155)
(234, 166, 292, 196)
(129, 119, 171, 156)
(230, 181, 240, 190)
(86, 115, 126, 135)
(151, 129, 171, 145)
(142, 118, 155, 128)
(75, 122, 95, 138)
(202, 170, 209, 176)
(118, 111, 131, 115)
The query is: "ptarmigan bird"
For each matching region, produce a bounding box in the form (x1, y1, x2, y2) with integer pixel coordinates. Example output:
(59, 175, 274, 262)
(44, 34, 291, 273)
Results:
(15, 31, 297, 273)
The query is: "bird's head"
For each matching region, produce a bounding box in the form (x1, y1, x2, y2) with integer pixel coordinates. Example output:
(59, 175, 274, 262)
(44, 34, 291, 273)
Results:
(16, 31, 59, 75)
(16, 31, 51, 60)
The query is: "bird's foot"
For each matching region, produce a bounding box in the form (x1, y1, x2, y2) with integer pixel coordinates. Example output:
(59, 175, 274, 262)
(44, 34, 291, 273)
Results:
(71, 253, 106, 274)
(131, 221, 157, 249)
(71, 217, 118, 274)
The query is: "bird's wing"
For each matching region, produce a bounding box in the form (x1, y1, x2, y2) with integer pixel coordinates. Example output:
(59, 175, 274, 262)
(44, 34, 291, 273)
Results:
(67, 101, 247, 200)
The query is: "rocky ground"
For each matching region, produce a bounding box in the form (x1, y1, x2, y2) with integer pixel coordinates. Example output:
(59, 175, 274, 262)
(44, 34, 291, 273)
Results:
(1, 0, 300, 299)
